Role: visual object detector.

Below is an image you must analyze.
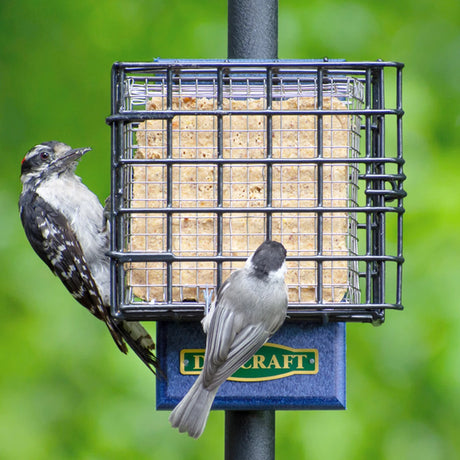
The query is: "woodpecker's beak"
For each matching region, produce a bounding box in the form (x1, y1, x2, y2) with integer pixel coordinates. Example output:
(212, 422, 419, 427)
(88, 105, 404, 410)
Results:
(61, 147, 92, 163)
(52, 147, 92, 170)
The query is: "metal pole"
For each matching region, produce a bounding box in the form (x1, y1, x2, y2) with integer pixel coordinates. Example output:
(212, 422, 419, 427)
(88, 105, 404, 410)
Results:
(225, 411, 275, 460)
(228, 0, 278, 59)
(225, 1, 278, 459)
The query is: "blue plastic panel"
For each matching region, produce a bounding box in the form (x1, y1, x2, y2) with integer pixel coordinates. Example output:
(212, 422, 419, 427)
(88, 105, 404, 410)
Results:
(156, 321, 346, 410)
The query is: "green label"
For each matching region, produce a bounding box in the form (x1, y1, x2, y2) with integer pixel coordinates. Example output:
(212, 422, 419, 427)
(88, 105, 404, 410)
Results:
(180, 343, 318, 382)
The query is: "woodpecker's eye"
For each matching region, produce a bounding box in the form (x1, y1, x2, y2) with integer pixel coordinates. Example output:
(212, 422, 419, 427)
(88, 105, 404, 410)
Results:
(40, 151, 50, 160)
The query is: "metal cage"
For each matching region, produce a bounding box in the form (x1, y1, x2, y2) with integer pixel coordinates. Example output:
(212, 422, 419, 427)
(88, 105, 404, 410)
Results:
(106, 59, 405, 325)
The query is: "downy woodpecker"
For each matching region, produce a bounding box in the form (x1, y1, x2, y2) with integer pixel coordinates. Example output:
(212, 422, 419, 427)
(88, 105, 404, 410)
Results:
(19, 141, 158, 373)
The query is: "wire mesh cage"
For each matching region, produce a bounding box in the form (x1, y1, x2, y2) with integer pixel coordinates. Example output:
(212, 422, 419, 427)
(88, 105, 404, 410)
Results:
(106, 59, 405, 325)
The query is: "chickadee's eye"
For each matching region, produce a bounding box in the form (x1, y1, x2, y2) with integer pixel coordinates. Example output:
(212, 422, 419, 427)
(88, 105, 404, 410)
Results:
(40, 151, 50, 160)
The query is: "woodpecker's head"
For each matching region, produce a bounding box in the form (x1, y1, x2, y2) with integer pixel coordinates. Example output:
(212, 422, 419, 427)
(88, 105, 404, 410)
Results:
(20, 141, 91, 186)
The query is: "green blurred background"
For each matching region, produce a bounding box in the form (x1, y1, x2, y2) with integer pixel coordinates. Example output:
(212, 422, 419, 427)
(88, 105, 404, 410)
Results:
(1, 0, 459, 458)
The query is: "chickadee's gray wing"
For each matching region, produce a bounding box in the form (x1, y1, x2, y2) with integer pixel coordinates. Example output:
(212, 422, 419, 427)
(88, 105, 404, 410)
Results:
(204, 322, 270, 391)
(204, 303, 236, 363)
(202, 298, 272, 391)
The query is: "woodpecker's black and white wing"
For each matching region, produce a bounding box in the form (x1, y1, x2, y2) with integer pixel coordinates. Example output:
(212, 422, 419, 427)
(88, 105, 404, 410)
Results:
(19, 190, 127, 353)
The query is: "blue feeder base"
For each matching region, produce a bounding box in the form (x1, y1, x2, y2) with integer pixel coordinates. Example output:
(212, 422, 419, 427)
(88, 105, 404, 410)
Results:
(156, 321, 346, 410)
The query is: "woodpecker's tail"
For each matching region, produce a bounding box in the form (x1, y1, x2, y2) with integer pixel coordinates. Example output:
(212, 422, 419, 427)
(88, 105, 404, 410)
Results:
(169, 374, 218, 439)
(107, 320, 159, 375)
(119, 320, 160, 374)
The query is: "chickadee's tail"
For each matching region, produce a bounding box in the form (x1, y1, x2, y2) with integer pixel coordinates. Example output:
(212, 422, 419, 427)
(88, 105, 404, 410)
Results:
(111, 320, 159, 375)
(169, 374, 218, 439)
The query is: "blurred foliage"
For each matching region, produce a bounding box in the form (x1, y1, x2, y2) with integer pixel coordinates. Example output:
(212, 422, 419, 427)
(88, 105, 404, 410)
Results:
(1, 0, 459, 458)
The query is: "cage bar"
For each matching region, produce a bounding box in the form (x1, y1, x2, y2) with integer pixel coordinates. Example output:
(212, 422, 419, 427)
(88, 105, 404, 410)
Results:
(107, 59, 405, 325)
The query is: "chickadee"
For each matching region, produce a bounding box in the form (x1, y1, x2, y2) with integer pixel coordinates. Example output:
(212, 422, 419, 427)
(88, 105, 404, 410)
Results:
(169, 240, 288, 438)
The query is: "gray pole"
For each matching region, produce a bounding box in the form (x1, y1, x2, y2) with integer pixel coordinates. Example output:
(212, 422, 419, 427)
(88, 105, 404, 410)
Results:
(225, 1, 278, 459)
(225, 411, 275, 460)
(228, 0, 278, 59)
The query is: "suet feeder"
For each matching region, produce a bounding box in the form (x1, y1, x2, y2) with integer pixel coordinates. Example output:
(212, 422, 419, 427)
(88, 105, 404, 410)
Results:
(107, 60, 404, 325)
(106, 0, 405, 456)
